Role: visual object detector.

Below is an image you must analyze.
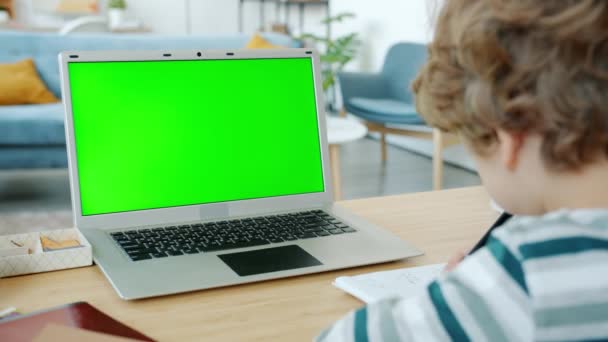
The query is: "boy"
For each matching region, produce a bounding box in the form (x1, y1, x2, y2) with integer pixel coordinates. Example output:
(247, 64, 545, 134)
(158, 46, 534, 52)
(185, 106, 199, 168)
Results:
(317, 0, 608, 340)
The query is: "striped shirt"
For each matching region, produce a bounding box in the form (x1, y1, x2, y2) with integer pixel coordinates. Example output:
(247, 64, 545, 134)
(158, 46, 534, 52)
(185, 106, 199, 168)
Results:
(317, 209, 608, 341)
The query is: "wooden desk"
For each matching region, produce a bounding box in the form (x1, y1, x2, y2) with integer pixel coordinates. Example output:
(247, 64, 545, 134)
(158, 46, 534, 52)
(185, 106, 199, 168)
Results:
(0, 186, 497, 341)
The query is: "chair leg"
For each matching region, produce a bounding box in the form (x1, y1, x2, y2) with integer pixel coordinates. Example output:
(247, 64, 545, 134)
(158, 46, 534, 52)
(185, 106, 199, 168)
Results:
(339, 109, 347, 118)
(432, 128, 443, 190)
(329, 144, 342, 200)
(380, 133, 387, 162)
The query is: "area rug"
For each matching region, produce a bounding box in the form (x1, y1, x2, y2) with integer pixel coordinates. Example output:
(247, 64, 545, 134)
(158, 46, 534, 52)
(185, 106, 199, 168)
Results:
(341, 115, 478, 172)
(368, 130, 477, 172)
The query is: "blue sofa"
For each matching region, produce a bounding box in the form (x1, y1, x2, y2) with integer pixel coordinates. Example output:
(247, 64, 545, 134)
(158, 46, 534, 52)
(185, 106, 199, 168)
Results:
(0, 31, 298, 169)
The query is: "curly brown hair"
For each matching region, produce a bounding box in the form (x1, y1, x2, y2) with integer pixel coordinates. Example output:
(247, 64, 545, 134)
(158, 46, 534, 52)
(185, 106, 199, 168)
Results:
(412, 0, 608, 170)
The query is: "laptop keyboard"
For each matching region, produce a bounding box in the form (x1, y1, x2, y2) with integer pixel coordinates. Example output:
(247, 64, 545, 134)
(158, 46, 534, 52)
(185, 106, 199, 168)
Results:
(110, 210, 357, 261)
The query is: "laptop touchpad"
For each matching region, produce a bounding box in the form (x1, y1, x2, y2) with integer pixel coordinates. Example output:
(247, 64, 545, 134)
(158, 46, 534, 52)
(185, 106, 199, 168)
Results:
(218, 245, 322, 277)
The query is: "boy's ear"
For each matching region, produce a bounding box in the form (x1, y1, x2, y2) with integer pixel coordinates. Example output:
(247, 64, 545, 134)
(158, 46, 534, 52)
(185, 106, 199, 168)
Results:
(497, 130, 525, 171)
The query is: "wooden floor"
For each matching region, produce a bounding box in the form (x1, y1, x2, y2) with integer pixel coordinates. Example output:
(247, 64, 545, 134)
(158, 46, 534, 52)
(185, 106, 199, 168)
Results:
(0, 138, 481, 215)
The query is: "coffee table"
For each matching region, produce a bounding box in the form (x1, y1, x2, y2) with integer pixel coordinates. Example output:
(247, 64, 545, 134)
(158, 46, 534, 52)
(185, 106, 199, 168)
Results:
(326, 117, 368, 200)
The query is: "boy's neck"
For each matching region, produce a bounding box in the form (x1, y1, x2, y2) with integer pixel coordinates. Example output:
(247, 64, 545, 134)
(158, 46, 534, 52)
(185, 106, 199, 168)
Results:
(543, 159, 608, 212)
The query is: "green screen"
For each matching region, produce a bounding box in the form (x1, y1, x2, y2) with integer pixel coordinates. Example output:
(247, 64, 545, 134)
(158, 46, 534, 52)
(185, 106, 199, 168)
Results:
(68, 58, 324, 216)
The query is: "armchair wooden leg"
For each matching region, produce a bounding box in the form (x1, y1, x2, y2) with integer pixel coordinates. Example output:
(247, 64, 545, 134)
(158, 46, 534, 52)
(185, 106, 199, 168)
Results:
(432, 128, 443, 190)
(380, 133, 387, 162)
(339, 109, 347, 118)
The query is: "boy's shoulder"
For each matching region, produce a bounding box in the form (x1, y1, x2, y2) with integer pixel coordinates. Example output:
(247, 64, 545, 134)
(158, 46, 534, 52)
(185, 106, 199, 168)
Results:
(492, 209, 608, 260)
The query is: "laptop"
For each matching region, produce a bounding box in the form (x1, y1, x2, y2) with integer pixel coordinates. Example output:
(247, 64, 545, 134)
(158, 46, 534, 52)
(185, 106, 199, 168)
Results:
(58, 48, 422, 300)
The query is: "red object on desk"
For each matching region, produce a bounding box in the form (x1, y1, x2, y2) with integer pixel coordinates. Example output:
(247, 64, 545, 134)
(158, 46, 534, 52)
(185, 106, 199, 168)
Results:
(0, 302, 154, 342)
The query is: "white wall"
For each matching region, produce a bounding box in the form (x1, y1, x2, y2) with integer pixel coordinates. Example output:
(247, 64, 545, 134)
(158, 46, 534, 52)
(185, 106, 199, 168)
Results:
(332, 0, 438, 71)
(126, 0, 327, 36)
(124, 0, 188, 34)
(129, 0, 438, 71)
(14, 0, 68, 27)
(128, 0, 438, 71)
(14, 0, 439, 71)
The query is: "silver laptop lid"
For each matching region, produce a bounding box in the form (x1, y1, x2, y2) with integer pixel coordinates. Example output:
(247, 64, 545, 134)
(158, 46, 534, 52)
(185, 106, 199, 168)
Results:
(58, 49, 333, 230)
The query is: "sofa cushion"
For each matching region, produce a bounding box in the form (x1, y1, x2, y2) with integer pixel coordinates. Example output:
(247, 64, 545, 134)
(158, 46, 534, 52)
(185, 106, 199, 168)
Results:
(348, 97, 425, 125)
(0, 103, 65, 145)
(246, 33, 280, 49)
(0, 58, 59, 105)
(0, 146, 67, 169)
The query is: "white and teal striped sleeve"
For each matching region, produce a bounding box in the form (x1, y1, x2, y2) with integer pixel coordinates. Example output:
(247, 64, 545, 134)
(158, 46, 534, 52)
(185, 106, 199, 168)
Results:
(316, 232, 533, 341)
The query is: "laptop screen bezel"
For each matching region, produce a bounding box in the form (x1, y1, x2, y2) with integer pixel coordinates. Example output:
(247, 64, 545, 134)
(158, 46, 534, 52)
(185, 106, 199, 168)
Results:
(59, 49, 334, 230)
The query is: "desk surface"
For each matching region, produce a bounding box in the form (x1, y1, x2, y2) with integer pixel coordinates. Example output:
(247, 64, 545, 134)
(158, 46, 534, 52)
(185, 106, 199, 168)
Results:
(1, 186, 497, 341)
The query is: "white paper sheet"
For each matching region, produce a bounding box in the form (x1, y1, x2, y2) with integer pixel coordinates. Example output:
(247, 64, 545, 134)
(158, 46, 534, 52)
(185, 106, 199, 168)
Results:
(333, 263, 446, 303)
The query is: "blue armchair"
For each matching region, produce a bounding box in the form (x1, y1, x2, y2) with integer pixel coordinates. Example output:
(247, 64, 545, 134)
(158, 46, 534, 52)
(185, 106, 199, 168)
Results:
(338, 42, 453, 189)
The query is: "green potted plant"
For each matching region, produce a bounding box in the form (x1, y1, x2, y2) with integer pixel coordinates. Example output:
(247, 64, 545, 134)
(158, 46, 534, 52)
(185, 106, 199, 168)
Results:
(108, 0, 127, 29)
(300, 13, 361, 112)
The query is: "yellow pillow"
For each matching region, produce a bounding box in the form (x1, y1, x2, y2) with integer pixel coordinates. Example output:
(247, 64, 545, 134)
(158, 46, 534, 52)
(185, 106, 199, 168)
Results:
(0, 59, 59, 105)
(245, 33, 280, 49)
